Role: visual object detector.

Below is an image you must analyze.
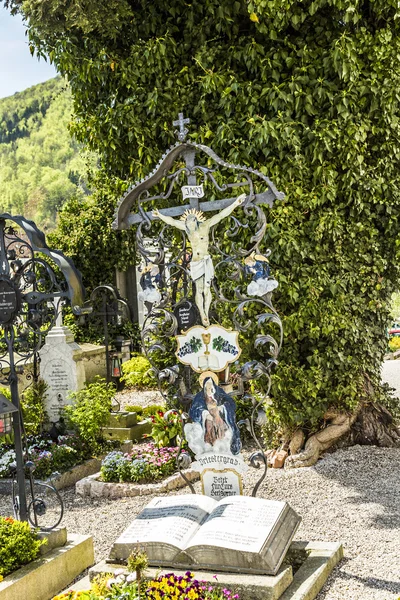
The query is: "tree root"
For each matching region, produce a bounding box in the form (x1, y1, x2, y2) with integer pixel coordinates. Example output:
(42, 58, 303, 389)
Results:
(285, 408, 359, 469)
(285, 402, 400, 469)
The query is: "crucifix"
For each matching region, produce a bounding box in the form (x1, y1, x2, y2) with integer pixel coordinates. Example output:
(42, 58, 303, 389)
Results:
(153, 194, 245, 326)
(173, 112, 190, 142)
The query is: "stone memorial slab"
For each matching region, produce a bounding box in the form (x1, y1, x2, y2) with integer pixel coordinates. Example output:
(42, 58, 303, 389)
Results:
(109, 494, 301, 576)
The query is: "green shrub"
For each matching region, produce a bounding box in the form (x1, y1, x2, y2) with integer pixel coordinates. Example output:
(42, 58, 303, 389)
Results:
(64, 378, 115, 449)
(148, 409, 183, 448)
(124, 405, 144, 417)
(0, 516, 45, 577)
(21, 379, 49, 436)
(120, 355, 156, 390)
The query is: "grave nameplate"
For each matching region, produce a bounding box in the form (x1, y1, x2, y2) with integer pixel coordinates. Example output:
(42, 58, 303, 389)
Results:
(173, 300, 198, 333)
(0, 278, 19, 325)
(41, 357, 75, 422)
(201, 468, 242, 500)
(181, 185, 204, 200)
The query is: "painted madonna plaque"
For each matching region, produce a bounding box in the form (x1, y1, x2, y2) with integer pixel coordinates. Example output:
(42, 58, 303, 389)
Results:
(185, 372, 247, 500)
(176, 325, 241, 373)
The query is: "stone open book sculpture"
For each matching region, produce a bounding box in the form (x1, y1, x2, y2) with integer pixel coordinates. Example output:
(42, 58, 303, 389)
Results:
(109, 494, 301, 575)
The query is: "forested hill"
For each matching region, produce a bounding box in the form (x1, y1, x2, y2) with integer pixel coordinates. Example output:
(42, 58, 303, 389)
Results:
(0, 76, 94, 230)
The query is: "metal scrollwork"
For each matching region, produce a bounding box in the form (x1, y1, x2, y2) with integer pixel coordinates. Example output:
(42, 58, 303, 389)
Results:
(113, 115, 285, 496)
(0, 214, 85, 522)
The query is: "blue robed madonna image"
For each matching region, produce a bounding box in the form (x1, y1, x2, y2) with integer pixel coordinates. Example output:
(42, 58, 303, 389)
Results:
(185, 373, 241, 456)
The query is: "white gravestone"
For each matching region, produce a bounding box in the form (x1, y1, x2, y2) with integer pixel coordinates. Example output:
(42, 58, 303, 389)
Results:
(40, 300, 86, 423)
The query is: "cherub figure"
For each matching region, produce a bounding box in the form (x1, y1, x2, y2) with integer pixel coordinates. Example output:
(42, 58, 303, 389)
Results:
(244, 251, 278, 297)
(153, 193, 245, 326)
(138, 263, 162, 305)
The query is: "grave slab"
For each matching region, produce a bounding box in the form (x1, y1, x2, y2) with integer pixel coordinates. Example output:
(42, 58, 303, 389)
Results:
(101, 419, 152, 442)
(107, 412, 137, 428)
(38, 527, 67, 555)
(279, 541, 344, 600)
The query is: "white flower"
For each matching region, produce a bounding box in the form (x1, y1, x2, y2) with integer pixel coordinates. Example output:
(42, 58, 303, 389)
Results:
(0, 450, 16, 476)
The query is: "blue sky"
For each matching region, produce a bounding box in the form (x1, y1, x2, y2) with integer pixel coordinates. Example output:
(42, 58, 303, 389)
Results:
(0, 6, 57, 99)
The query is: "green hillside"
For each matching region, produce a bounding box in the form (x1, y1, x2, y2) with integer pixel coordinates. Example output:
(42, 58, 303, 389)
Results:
(0, 76, 94, 230)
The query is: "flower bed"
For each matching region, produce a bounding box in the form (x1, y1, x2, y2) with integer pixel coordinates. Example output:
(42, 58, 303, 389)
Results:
(0, 433, 94, 481)
(100, 443, 180, 483)
(52, 571, 239, 600)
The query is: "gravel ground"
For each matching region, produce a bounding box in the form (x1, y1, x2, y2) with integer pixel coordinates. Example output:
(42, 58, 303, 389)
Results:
(1, 444, 399, 599)
(116, 388, 164, 410)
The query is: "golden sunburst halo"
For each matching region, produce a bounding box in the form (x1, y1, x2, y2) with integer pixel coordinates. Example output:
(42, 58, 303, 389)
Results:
(180, 208, 206, 222)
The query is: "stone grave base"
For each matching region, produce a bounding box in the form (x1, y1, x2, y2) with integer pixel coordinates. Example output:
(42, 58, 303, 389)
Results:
(85, 541, 342, 600)
(101, 418, 152, 442)
(76, 468, 199, 498)
(0, 531, 94, 600)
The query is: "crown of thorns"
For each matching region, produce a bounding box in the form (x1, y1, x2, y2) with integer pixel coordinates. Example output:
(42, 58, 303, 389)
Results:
(180, 208, 206, 222)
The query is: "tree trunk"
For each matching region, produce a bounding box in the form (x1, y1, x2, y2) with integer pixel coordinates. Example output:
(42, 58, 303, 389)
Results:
(284, 402, 400, 469)
(344, 402, 400, 447)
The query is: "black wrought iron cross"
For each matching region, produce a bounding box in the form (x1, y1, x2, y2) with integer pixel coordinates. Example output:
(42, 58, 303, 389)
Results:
(173, 112, 190, 141)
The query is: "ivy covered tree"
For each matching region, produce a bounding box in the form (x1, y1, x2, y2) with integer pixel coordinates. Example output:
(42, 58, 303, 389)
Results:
(5, 0, 400, 464)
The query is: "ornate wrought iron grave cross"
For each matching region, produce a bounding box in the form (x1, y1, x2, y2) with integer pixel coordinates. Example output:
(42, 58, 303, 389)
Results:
(113, 114, 285, 497)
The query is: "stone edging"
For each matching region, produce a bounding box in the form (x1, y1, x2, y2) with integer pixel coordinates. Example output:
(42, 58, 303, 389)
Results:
(76, 469, 199, 499)
(0, 534, 94, 600)
(0, 457, 102, 496)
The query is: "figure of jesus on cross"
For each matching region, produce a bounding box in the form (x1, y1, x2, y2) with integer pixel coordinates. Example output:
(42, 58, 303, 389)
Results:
(153, 193, 245, 326)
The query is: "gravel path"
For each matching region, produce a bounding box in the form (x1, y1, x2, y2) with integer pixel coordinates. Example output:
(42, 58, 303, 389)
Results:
(116, 389, 164, 410)
(382, 359, 400, 399)
(1, 445, 399, 599)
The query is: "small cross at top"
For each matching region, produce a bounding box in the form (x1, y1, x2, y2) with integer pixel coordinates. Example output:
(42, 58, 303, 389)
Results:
(173, 112, 190, 141)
